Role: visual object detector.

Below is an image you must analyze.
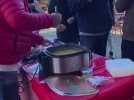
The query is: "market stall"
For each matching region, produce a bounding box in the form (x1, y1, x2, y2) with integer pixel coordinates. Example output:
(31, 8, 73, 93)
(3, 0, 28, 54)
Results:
(22, 54, 134, 100)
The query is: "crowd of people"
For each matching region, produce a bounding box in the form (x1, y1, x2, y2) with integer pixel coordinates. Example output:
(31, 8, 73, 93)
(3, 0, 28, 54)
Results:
(0, 0, 134, 99)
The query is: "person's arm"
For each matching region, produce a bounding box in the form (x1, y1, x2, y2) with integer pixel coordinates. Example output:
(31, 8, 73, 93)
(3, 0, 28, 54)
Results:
(48, 0, 57, 13)
(115, 0, 132, 12)
(109, 0, 115, 25)
(109, 0, 114, 13)
(0, 0, 54, 32)
(0, 0, 61, 45)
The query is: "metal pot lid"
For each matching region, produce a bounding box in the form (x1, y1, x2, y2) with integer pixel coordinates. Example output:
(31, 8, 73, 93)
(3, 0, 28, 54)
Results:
(45, 75, 98, 96)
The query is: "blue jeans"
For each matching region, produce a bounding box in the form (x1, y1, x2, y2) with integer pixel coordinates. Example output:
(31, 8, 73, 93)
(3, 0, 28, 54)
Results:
(0, 72, 20, 100)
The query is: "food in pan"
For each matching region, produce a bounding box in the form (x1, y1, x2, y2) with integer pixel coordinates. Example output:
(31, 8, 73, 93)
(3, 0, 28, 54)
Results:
(51, 47, 83, 56)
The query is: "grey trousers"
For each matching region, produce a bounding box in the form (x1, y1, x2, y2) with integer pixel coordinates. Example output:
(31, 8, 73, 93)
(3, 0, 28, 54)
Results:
(80, 32, 109, 56)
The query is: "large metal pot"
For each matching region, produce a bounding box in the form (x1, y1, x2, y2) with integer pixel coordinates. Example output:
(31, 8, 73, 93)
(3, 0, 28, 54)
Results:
(40, 44, 91, 77)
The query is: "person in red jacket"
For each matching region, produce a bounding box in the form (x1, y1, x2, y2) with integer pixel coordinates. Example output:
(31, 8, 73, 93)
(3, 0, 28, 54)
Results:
(0, 0, 61, 99)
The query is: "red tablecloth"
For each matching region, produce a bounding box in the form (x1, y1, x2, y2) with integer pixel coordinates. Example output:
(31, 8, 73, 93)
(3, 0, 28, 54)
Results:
(29, 54, 134, 100)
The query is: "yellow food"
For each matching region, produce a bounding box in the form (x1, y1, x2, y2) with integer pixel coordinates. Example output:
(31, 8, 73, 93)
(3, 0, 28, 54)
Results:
(51, 47, 83, 56)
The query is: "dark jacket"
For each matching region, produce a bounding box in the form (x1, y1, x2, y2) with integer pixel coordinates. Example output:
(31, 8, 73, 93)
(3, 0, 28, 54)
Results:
(28, 0, 34, 3)
(48, 0, 79, 43)
(71, 0, 113, 33)
(116, 0, 134, 42)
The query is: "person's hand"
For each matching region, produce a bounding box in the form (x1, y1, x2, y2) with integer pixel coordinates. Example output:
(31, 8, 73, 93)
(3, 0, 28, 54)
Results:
(57, 24, 66, 32)
(51, 13, 62, 27)
(67, 16, 75, 24)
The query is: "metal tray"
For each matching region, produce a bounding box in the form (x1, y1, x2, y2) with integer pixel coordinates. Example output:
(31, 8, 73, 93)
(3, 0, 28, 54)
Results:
(45, 75, 98, 96)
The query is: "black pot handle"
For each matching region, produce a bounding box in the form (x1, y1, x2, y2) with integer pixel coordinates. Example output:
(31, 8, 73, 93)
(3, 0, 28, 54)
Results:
(38, 52, 53, 78)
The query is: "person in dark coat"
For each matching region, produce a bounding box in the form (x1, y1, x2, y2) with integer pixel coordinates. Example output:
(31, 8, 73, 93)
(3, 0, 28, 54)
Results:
(48, 0, 79, 44)
(116, 0, 134, 61)
(70, 0, 114, 56)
